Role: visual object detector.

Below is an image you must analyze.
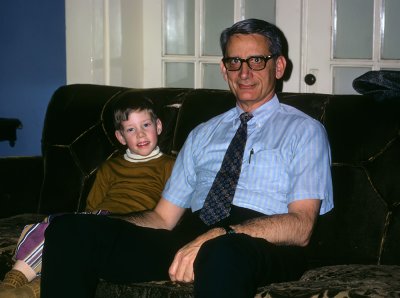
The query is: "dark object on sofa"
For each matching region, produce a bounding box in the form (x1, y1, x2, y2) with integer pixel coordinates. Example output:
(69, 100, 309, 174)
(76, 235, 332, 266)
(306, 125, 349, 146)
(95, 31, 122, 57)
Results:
(353, 70, 400, 100)
(0, 84, 399, 297)
(0, 118, 22, 147)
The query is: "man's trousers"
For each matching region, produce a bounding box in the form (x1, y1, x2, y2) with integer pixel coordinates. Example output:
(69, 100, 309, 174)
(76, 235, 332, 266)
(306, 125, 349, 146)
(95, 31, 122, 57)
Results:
(41, 207, 307, 298)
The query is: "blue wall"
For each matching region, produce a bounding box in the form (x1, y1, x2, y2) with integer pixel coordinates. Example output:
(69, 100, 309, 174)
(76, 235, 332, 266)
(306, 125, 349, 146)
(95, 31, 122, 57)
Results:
(0, 0, 66, 157)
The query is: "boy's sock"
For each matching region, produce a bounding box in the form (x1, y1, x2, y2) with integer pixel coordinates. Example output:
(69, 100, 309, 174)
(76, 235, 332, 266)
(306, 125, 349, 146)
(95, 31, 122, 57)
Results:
(0, 277, 40, 298)
(12, 261, 37, 282)
(0, 269, 28, 290)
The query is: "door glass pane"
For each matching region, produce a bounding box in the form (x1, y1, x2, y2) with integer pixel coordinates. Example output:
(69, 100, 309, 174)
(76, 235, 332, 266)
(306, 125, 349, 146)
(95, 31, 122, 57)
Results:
(203, 63, 228, 90)
(203, 0, 234, 56)
(164, 0, 195, 55)
(333, 67, 371, 94)
(165, 62, 194, 88)
(245, 0, 275, 23)
(334, 0, 373, 59)
(382, 0, 400, 59)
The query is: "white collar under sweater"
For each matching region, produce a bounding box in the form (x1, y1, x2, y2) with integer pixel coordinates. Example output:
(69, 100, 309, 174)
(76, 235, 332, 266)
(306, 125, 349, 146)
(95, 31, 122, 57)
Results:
(124, 146, 163, 163)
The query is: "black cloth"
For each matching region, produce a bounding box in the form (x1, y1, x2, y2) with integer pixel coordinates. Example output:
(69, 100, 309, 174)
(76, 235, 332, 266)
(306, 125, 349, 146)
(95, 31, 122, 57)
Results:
(0, 118, 22, 147)
(41, 207, 306, 298)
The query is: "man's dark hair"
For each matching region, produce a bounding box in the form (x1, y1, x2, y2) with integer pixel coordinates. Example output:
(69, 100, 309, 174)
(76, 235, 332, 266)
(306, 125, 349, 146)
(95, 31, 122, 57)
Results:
(220, 18, 285, 58)
(112, 92, 157, 131)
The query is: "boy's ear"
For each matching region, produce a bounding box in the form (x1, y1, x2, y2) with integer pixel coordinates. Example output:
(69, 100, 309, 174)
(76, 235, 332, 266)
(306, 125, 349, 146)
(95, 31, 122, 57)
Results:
(115, 130, 127, 145)
(156, 119, 162, 135)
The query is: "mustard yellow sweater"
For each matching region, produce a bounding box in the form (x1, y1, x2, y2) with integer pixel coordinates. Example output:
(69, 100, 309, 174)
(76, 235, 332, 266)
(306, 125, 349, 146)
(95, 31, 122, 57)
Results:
(85, 154, 175, 214)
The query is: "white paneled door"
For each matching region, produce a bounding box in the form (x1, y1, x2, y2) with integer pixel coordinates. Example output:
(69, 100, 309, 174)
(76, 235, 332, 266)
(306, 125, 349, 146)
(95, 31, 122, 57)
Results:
(66, 0, 400, 93)
(299, 0, 400, 94)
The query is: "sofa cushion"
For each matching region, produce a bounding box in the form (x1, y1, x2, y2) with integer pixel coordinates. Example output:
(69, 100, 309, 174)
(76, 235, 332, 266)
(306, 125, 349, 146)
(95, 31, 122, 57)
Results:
(256, 264, 400, 297)
(96, 280, 270, 298)
(96, 280, 194, 298)
(97, 265, 400, 297)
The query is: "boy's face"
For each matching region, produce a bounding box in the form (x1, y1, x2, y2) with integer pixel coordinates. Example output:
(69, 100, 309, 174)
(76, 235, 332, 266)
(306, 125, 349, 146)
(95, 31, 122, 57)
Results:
(115, 110, 162, 156)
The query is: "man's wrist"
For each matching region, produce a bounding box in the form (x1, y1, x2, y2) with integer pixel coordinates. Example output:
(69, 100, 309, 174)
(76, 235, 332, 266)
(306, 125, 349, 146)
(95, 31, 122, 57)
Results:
(222, 225, 236, 235)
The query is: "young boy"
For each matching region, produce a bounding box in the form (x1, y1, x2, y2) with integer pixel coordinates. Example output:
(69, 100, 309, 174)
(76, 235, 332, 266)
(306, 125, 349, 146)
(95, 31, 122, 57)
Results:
(0, 94, 175, 298)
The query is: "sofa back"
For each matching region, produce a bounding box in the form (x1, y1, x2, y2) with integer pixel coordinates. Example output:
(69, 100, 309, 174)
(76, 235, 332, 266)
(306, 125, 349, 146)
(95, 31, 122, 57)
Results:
(38, 84, 400, 268)
(39, 85, 186, 213)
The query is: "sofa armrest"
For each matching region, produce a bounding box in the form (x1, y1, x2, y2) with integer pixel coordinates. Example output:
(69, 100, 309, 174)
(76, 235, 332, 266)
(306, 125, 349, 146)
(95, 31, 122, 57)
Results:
(0, 156, 44, 218)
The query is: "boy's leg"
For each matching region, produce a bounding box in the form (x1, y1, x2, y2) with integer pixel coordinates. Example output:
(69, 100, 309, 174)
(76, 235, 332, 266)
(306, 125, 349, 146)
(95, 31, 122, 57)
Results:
(12, 210, 109, 281)
(41, 214, 184, 298)
(0, 220, 50, 292)
(193, 233, 307, 298)
(13, 222, 48, 280)
(0, 211, 114, 296)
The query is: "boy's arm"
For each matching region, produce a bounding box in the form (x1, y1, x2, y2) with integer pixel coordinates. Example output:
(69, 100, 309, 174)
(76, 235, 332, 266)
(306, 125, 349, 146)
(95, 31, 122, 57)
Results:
(112, 197, 186, 230)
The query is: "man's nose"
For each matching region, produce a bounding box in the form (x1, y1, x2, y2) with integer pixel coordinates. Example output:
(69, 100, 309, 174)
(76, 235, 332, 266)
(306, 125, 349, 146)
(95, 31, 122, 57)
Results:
(239, 61, 251, 79)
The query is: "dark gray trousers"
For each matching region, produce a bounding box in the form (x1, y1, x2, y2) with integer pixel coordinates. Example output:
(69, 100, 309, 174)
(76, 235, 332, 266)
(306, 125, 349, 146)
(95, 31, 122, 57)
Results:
(41, 207, 306, 298)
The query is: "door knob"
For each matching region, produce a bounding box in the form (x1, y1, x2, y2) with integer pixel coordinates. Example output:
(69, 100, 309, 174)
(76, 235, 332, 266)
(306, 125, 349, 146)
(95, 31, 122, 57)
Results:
(304, 74, 316, 86)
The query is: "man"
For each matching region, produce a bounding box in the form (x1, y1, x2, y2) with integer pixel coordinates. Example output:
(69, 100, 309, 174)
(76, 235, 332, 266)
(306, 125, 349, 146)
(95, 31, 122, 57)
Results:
(41, 19, 333, 298)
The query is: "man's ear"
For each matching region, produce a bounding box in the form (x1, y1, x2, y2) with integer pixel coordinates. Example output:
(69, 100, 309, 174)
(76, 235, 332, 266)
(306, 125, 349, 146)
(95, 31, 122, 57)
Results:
(156, 119, 163, 135)
(275, 56, 287, 80)
(115, 130, 127, 145)
(220, 60, 228, 82)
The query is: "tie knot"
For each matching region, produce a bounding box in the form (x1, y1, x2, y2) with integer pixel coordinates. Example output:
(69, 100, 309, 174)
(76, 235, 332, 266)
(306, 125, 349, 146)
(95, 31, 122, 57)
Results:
(240, 112, 253, 124)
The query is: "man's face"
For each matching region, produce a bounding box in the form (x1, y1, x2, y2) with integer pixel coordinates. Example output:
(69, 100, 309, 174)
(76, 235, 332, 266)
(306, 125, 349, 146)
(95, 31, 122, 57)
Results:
(221, 33, 286, 112)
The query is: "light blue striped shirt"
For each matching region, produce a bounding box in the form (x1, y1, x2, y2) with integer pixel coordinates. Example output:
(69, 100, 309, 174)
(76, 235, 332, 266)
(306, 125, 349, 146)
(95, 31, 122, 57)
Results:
(163, 95, 333, 215)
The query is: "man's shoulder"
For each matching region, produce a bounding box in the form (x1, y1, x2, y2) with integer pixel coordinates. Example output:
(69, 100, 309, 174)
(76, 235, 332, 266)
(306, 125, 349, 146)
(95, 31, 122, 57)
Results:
(279, 102, 310, 117)
(193, 107, 236, 132)
(278, 103, 322, 127)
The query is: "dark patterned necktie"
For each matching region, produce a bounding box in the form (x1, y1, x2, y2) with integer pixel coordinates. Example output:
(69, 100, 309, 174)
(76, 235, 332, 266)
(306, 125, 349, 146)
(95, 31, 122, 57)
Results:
(199, 112, 253, 225)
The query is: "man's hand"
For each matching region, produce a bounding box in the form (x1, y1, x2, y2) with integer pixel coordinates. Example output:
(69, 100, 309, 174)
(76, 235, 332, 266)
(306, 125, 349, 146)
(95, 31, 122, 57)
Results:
(168, 228, 225, 282)
(168, 199, 321, 282)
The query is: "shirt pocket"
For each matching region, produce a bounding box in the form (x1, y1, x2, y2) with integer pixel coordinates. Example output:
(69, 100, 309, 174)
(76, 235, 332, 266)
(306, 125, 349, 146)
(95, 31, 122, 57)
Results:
(244, 148, 289, 195)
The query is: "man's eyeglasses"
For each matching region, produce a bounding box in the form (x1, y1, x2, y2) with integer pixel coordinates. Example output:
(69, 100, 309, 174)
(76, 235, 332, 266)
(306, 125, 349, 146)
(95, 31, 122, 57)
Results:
(222, 55, 276, 71)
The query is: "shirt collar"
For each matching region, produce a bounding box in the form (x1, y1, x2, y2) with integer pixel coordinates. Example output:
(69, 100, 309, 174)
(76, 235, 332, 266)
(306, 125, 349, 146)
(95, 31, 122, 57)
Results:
(234, 94, 280, 126)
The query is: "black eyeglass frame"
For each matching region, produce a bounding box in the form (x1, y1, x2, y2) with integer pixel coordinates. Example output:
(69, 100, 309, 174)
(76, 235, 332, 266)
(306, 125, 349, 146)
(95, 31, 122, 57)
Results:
(222, 54, 277, 71)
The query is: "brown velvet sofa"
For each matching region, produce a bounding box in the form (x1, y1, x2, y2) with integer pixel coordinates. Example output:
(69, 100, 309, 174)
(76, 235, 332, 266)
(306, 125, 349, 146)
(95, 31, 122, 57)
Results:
(1, 84, 399, 297)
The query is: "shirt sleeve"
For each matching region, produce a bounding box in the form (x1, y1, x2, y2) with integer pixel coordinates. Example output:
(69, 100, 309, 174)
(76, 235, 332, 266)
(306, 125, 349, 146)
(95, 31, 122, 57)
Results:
(287, 118, 333, 214)
(162, 131, 198, 208)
